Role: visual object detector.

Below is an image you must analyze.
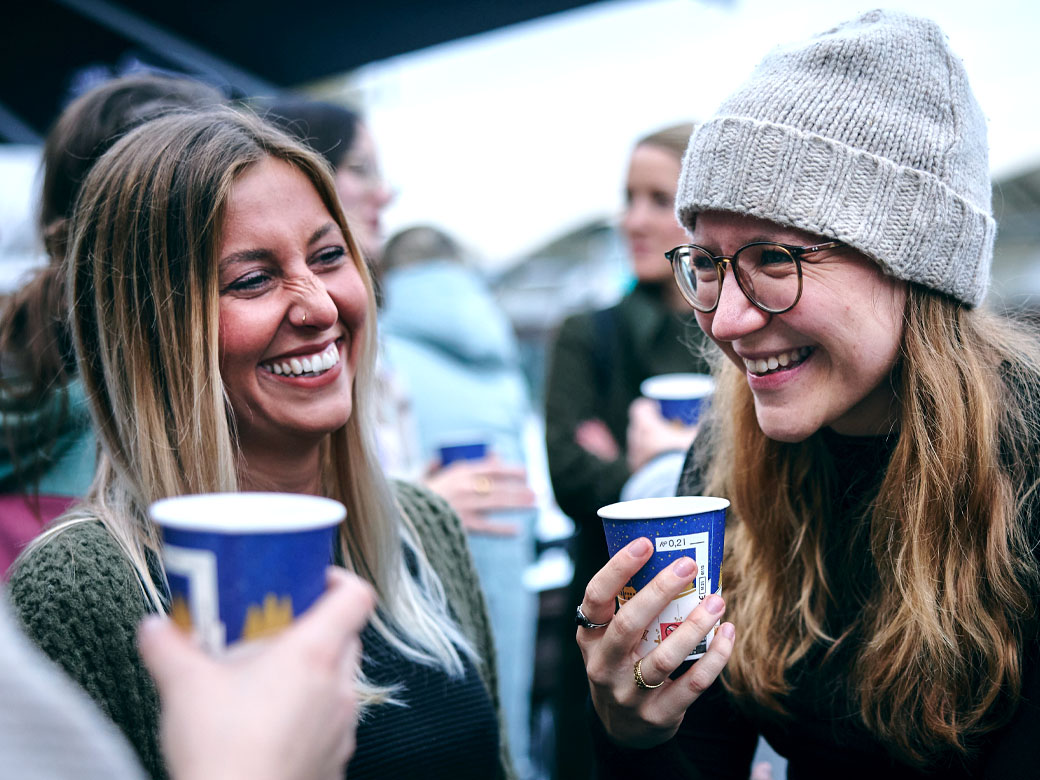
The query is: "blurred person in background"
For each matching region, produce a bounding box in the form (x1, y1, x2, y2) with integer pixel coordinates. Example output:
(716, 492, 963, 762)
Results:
(0, 74, 225, 578)
(8, 106, 514, 780)
(380, 224, 539, 778)
(542, 123, 713, 780)
(262, 98, 392, 268)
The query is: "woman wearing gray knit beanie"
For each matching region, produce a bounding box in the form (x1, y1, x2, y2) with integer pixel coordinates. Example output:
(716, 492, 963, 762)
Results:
(575, 10, 1040, 778)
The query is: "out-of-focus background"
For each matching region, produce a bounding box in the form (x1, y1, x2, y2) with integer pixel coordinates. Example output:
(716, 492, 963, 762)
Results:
(2, 3, 1038, 777)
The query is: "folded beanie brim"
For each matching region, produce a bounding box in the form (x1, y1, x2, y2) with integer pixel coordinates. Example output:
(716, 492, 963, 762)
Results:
(676, 116, 995, 307)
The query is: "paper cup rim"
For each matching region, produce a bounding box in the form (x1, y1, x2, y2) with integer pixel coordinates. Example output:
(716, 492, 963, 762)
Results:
(640, 373, 715, 400)
(597, 495, 730, 520)
(150, 492, 345, 533)
(435, 433, 489, 449)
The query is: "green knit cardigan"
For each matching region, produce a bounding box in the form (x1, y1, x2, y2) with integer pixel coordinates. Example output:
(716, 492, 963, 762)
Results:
(8, 481, 515, 780)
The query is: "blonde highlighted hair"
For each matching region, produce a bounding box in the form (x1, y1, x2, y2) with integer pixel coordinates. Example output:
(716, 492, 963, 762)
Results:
(32, 106, 471, 701)
(702, 285, 1040, 763)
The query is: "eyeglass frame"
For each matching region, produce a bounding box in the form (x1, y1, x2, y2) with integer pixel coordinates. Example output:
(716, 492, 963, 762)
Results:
(664, 240, 845, 314)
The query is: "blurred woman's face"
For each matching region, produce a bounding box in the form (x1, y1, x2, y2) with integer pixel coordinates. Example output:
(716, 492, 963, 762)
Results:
(217, 157, 368, 457)
(334, 123, 393, 261)
(621, 143, 689, 285)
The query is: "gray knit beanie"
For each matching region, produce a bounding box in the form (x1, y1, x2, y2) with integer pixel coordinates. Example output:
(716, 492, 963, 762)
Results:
(675, 9, 994, 306)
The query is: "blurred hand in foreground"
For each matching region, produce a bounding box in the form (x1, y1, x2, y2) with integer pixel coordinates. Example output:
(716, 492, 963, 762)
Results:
(139, 566, 375, 780)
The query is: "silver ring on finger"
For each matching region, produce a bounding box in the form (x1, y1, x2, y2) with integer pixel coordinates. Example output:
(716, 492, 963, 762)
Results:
(633, 657, 664, 690)
(574, 604, 611, 630)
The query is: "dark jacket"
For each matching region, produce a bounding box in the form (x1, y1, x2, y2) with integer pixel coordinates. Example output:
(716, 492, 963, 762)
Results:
(544, 283, 710, 575)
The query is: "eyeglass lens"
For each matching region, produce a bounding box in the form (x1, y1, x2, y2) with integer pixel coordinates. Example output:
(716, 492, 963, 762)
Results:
(674, 244, 800, 313)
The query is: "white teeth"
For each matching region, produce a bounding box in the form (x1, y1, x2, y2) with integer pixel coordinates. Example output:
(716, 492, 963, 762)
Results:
(743, 348, 810, 376)
(262, 343, 341, 377)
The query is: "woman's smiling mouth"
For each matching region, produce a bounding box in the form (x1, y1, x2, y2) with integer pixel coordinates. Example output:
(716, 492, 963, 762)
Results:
(261, 341, 341, 377)
(743, 347, 812, 376)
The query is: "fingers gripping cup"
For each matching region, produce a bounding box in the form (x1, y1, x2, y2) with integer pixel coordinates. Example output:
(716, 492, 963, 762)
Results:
(150, 492, 344, 653)
(599, 496, 728, 659)
(640, 373, 715, 426)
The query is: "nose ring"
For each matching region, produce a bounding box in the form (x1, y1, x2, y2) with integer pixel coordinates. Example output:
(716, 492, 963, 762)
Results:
(301, 311, 307, 324)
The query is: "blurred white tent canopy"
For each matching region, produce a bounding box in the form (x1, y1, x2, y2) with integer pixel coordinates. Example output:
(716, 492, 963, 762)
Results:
(318, 0, 1040, 272)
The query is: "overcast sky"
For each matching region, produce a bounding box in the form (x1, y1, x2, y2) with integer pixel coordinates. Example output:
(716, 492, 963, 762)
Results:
(327, 0, 1040, 269)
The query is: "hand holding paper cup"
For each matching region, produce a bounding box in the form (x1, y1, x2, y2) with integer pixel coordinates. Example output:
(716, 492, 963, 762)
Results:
(640, 373, 715, 427)
(150, 492, 344, 653)
(599, 496, 728, 659)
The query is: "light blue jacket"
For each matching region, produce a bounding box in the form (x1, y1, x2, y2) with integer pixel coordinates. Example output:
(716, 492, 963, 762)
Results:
(380, 261, 531, 467)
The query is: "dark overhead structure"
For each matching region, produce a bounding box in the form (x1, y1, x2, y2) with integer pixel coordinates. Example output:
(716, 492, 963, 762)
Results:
(2, 0, 604, 143)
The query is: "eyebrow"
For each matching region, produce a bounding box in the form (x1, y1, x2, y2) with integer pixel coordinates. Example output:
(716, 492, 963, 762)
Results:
(309, 222, 339, 245)
(219, 222, 342, 270)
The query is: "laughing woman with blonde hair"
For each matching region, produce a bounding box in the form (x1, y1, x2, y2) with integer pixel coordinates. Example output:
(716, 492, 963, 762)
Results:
(7, 107, 512, 780)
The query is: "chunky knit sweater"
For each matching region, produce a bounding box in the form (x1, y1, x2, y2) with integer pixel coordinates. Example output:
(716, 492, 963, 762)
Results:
(8, 481, 514, 780)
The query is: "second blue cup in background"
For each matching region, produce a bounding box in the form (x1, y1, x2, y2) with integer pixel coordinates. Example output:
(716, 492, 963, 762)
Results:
(640, 373, 715, 426)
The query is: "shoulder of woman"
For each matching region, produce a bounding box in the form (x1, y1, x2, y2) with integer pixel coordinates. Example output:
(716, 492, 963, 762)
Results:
(392, 479, 459, 533)
(10, 517, 134, 581)
(7, 519, 150, 661)
(5, 515, 164, 776)
(391, 479, 477, 567)
(390, 478, 486, 603)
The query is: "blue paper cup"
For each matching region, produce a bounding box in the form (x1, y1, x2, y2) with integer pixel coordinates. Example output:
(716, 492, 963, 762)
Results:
(640, 373, 715, 426)
(150, 492, 344, 653)
(599, 496, 728, 659)
(437, 438, 488, 467)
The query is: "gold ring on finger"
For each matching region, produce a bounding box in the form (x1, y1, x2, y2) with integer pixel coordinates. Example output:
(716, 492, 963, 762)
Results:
(472, 476, 492, 496)
(633, 657, 664, 690)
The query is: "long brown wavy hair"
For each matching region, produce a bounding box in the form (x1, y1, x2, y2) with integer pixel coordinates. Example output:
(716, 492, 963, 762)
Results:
(700, 284, 1040, 763)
